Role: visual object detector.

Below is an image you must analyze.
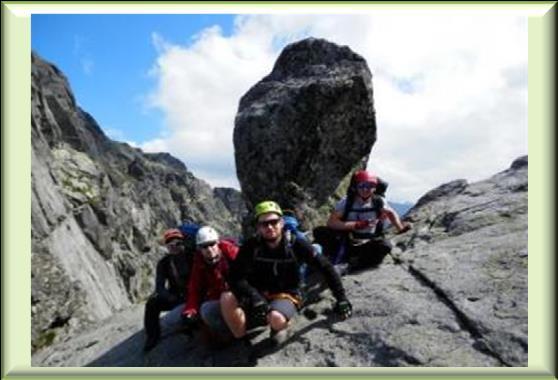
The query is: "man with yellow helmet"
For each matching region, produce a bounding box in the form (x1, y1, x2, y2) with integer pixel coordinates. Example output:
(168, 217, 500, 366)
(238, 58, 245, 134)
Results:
(221, 201, 352, 346)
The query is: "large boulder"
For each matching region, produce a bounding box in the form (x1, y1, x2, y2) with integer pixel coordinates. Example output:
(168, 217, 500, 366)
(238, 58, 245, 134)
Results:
(234, 38, 376, 226)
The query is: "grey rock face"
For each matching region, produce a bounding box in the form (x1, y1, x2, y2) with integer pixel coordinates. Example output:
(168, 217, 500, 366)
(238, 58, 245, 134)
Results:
(31, 52, 241, 351)
(32, 157, 527, 367)
(234, 38, 376, 226)
(213, 187, 249, 229)
(392, 156, 528, 366)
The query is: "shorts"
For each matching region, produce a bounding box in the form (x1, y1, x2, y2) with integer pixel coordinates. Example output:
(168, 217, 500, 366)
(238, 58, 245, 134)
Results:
(269, 298, 297, 320)
(241, 294, 299, 329)
(199, 300, 231, 335)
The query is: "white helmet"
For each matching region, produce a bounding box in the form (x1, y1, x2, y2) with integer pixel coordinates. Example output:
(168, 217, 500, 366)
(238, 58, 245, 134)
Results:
(196, 226, 219, 247)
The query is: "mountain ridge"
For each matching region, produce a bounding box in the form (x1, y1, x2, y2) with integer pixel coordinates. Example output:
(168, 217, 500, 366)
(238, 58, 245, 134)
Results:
(31, 39, 527, 367)
(31, 51, 245, 352)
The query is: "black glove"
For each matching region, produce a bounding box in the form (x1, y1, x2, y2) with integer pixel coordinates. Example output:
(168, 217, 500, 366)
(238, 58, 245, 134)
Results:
(181, 312, 199, 330)
(251, 300, 270, 327)
(334, 298, 352, 320)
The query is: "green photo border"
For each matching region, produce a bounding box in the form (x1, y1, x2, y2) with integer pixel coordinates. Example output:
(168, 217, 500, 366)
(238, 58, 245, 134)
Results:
(1, 1, 555, 379)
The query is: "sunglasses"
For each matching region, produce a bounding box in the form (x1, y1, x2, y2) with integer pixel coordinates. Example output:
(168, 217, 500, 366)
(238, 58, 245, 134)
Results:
(199, 241, 217, 249)
(357, 182, 376, 190)
(257, 218, 281, 228)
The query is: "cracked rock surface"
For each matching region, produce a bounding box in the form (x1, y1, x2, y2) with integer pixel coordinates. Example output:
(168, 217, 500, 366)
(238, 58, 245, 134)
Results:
(32, 157, 527, 367)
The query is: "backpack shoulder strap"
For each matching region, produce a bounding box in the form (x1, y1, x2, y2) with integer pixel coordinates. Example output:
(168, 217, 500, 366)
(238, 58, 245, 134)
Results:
(372, 195, 385, 213)
(169, 257, 181, 289)
(252, 236, 262, 260)
(283, 231, 297, 258)
(341, 193, 356, 222)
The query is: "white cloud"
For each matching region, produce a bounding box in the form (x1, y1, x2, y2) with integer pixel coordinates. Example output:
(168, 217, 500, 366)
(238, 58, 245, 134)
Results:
(73, 35, 95, 75)
(105, 127, 141, 148)
(80, 57, 94, 75)
(104, 127, 125, 141)
(144, 13, 527, 203)
(140, 138, 169, 154)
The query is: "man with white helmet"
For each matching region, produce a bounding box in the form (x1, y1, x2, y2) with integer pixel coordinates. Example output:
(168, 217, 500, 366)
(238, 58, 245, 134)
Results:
(181, 226, 239, 344)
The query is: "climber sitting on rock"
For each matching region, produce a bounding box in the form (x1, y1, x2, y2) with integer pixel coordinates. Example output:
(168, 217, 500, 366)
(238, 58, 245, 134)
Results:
(143, 228, 194, 352)
(314, 169, 411, 273)
(221, 201, 352, 346)
(181, 226, 239, 346)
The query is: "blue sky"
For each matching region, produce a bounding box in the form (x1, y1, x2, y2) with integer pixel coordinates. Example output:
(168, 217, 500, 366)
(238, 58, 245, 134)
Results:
(31, 12, 528, 204)
(32, 14, 235, 143)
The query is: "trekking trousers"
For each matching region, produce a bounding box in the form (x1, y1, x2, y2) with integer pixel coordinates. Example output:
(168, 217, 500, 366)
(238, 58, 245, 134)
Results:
(347, 238, 392, 269)
(143, 293, 182, 339)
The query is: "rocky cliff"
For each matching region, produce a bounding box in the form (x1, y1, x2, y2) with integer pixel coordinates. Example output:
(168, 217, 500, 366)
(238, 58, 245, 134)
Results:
(234, 38, 376, 228)
(31, 52, 243, 352)
(213, 187, 249, 229)
(32, 156, 527, 367)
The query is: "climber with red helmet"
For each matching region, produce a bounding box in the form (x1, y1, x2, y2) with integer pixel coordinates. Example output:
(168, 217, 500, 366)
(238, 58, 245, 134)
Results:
(220, 201, 352, 347)
(143, 228, 195, 352)
(180, 226, 239, 346)
(316, 169, 411, 273)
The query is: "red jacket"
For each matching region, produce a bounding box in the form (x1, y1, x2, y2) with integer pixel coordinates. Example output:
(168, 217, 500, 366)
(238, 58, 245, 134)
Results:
(182, 240, 239, 316)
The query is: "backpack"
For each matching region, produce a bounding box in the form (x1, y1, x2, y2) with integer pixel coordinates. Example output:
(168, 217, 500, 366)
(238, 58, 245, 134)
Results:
(283, 215, 307, 241)
(178, 222, 201, 251)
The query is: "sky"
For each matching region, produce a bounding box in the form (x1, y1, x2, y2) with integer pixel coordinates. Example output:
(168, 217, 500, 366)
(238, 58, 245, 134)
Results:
(31, 11, 528, 204)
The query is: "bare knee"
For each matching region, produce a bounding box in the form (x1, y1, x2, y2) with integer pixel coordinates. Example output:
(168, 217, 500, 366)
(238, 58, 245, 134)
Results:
(220, 291, 246, 339)
(269, 310, 288, 331)
(220, 291, 237, 310)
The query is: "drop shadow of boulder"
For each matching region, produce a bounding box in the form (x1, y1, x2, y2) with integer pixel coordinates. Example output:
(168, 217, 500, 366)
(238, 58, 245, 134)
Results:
(86, 276, 342, 367)
(84, 311, 324, 367)
(86, 305, 257, 367)
(247, 310, 343, 362)
(244, 275, 360, 363)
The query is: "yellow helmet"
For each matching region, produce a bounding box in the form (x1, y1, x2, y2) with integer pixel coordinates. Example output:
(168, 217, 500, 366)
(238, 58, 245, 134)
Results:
(254, 200, 283, 219)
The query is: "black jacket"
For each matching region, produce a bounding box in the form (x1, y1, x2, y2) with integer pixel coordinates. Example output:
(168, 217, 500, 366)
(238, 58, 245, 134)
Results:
(155, 252, 192, 303)
(229, 234, 346, 306)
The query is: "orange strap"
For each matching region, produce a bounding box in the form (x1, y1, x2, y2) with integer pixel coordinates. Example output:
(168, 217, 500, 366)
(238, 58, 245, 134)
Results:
(263, 292, 302, 307)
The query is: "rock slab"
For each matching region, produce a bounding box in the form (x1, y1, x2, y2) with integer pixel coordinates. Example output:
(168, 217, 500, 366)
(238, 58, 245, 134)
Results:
(33, 157, 527, 367)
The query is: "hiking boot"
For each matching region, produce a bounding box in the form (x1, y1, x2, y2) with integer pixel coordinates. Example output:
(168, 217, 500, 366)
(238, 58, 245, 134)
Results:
(143, 334, 159, 352)
(269, 328, 291, 347)
(334, 263, 350, 276)
(201, 325, 235, 349)
(347, 256, 363, 272)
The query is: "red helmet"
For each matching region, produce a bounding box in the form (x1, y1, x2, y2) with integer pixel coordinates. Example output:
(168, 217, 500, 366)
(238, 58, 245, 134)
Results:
(163, 228, 184, 244)
(353, 170, 378, 185)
